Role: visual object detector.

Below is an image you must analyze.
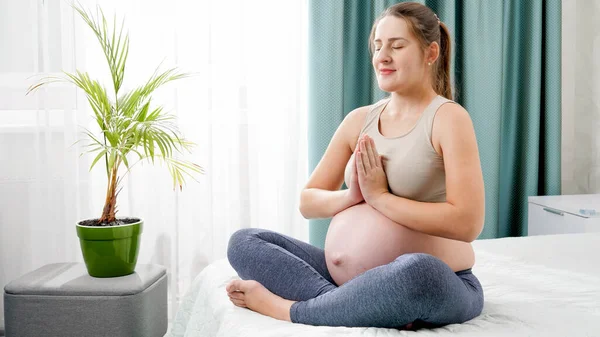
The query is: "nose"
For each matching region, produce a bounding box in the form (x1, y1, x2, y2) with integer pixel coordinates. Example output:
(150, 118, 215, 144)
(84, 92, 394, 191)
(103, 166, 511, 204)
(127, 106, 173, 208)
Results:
(374, 46, 392, 65)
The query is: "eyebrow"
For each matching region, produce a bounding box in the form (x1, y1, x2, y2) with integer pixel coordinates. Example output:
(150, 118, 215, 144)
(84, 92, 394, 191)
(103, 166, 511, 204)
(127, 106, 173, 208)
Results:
(373, 37, 408, 43)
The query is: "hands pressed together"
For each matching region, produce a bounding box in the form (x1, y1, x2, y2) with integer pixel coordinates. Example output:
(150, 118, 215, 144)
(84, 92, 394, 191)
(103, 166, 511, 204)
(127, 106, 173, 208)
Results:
(347, 134, 389, 206)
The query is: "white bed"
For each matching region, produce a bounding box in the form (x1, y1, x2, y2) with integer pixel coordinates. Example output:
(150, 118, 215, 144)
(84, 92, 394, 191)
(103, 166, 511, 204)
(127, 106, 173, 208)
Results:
(166, 232, 600, 336)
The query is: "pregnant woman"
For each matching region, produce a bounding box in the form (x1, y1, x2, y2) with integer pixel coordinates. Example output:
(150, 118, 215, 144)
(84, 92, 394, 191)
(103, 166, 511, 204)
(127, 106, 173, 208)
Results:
(226, 2, 485, 330)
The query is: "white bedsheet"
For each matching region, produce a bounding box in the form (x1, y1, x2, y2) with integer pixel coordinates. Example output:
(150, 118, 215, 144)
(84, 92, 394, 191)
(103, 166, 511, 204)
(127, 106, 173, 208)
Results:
(166, 233, 600, 336)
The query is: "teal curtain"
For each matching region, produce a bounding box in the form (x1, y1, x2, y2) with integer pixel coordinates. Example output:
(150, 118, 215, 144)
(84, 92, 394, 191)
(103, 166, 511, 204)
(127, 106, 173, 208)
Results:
(307, 0, 561, 248)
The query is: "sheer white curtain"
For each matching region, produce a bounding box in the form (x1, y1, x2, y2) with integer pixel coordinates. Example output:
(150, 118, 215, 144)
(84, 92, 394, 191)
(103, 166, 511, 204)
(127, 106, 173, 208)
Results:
(0, 0, 308, 318)
(561, 0, 600, 194)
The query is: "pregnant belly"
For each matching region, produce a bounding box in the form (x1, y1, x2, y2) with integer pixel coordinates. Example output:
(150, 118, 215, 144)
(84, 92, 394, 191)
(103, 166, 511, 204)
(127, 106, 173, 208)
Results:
(324, 202, 475, 286)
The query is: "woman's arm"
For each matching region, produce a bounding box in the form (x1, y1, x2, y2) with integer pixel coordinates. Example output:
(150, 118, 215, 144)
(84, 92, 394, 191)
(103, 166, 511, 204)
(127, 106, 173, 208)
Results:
(371, 195, 478, 241)
(370, 104, 485, 242)
(299, 106, 370, 219)
(300, 189, 359, 219)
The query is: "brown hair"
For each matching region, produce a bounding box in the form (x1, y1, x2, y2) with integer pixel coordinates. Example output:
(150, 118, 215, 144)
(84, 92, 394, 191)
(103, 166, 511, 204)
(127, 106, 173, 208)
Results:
(369, 2, 453, 100)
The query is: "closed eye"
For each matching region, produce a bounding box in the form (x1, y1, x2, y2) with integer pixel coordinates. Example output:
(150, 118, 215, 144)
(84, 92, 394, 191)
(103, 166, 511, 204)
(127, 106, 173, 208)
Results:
(374, 46, 403, 51)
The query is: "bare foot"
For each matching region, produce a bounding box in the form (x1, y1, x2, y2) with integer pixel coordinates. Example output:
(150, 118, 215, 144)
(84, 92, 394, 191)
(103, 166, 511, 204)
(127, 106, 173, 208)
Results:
(226, 279, 296, 322)
(226, 279, 414, 329)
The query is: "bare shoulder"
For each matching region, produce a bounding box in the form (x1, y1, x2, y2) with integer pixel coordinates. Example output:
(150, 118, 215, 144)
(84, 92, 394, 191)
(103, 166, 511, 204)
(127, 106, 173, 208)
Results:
(432, 102, 476, 156)
(343, 104, 374, 150)
(302, 103, 374, 191)
(346, 104, 372, 120)
(436, 101, 472, 123)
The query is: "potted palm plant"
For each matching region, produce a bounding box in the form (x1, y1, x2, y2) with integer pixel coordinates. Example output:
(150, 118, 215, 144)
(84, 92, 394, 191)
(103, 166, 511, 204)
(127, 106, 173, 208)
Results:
(27, 4, 203, 277)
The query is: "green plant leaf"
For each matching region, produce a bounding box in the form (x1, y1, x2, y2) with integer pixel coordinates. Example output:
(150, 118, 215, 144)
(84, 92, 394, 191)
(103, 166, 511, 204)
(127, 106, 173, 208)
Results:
(72, 3, 129, 95)
(118, 68, 190, 119)
(28, 2, 203, 223)
(90, 149, 108, 171)
(119, 149, 130, 169)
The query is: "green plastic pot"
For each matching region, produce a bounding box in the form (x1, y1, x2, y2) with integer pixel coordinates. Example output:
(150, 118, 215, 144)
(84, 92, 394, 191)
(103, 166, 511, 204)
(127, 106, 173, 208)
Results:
(76, 219, 143, 277)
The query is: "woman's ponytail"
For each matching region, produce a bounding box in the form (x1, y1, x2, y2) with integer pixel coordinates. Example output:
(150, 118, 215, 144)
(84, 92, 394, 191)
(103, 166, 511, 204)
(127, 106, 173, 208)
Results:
(435, 22, 453, 100)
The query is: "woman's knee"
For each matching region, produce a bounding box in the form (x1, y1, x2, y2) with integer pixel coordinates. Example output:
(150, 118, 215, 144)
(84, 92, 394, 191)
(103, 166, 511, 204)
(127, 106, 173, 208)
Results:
(394, 253, 446, 274)
(226, 228, 271, 268)
(229, 228, 257, 246)
(227, 228, 253, 267)
(391, 253, 450, 297)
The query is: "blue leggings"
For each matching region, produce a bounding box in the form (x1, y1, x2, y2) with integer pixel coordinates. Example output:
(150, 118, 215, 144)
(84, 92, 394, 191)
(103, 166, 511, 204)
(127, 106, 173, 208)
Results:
(227, 228, 484, 329)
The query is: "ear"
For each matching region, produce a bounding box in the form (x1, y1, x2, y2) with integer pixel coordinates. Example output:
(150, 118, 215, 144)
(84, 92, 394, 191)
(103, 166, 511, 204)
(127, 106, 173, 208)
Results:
(427, 41, 440, 65)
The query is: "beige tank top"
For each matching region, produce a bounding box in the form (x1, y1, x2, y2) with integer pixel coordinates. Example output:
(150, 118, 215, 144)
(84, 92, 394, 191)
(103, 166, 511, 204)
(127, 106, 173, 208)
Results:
(344, 95, 454, 203)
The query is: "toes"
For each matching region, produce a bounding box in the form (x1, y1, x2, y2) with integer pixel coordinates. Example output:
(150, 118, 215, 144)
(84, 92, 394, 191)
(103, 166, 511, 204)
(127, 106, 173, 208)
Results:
(228, 291, 244, 300)
(227, 283, 246, 308)
(229, 297, 246, 307)
(226, 280, 242, 293)
(226, 279, 263, 296)
(225, 281, 234, 293)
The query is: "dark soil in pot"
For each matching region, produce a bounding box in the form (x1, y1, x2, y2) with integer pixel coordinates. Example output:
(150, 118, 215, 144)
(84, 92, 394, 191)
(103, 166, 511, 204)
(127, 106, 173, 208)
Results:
(78, 217, 140, 227)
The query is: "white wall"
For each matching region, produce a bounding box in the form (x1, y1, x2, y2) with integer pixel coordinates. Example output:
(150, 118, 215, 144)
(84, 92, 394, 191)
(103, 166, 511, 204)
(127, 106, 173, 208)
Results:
(562, 0, 600, 194)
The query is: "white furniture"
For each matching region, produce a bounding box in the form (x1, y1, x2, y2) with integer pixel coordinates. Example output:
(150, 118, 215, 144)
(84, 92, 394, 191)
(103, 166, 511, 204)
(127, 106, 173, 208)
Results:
(166, 233, 600, 337)
(528, 194, 600, 236)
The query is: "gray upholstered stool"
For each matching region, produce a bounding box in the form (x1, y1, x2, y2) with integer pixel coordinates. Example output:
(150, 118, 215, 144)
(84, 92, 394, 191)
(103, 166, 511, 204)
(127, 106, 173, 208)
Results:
(3, 262, 167, 337)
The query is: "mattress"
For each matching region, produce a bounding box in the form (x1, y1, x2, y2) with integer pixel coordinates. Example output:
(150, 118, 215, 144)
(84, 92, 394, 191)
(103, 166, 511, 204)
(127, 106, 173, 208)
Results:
(167, 232, 600, 336)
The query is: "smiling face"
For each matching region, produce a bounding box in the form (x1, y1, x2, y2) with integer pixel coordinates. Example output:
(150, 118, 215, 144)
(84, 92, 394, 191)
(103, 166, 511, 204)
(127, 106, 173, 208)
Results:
(371, 16, 433, 94)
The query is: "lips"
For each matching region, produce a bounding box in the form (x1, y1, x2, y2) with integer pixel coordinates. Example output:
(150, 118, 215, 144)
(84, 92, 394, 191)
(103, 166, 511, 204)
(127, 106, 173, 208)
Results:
(379, 69, 396, 75)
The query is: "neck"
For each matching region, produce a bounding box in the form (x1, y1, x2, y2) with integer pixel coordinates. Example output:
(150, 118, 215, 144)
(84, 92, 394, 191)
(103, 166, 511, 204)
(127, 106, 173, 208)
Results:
(385, 87, 438, 119)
